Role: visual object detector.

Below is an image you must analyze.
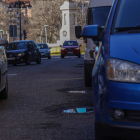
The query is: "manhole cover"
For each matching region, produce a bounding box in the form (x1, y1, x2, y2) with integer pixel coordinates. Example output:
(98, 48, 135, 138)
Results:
(63, 107, 94, 113)
(67, 90, 87, 93)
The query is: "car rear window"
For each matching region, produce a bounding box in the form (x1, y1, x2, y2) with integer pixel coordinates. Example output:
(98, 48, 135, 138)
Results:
(63, 41, 78, 46)
(37, 44, 48, 49)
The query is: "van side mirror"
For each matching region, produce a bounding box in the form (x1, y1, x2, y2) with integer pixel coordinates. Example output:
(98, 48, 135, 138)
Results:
(81, 25, 102, 41)
(0, 38, 8, 46)
(75, 26, 82, 39)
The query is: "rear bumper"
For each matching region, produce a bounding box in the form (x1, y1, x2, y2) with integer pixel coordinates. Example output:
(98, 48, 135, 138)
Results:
(7, 57, 26, 64)
(61, 52, 80, 56)
(41, 52, 50, 57)
(96, 121, 140, 139)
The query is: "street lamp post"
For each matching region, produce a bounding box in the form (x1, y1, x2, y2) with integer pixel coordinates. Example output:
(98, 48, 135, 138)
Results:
(8, 0, 32, 40)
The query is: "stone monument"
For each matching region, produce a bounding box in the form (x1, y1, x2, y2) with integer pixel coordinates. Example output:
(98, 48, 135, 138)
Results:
(47, 0, 78, 49)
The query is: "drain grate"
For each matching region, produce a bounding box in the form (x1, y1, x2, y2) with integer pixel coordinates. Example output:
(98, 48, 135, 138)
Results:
(63, 107, 94, 113)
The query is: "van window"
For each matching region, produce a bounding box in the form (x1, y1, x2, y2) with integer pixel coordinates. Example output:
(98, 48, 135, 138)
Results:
(87, 6, 111, 26)
(113, 0, 140, 33)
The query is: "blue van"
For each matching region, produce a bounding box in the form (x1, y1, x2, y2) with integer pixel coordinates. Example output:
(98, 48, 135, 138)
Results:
(76, 0, 140, 139)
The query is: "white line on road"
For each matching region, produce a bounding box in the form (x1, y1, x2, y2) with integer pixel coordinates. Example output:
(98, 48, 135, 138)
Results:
(67, 91, 87, 93)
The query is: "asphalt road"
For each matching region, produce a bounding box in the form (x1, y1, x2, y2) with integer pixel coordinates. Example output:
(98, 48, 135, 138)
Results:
(0, 55, 94, 140)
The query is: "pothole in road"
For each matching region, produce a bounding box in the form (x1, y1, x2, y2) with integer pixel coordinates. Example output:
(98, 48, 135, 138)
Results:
(67, 90, 87, 94)
(63, 107, 94, 114)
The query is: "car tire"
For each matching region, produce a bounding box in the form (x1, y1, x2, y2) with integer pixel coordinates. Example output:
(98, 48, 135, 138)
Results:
(26, 55, 31, 65)
(84, 66, 92, 87)
(0, 77, 8, 99)
(36, 54, 41, 64)
(61, 54, 64, 58)
(78, 54, 81, 58)
(48, 56, 51, 59)
(95, 125, 109, 140)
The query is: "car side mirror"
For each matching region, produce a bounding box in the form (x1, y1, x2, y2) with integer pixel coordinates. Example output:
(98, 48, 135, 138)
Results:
(75, 26, 82, 39)
(0, 38, 8, 46)
(81, 25, 102, 41)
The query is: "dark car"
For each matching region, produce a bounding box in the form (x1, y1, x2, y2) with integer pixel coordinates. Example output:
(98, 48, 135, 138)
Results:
(60, 40, 81, 58)
(5, 40, 41, 66)
(37, 43, 51, 59)
(0, 38, 8, 99)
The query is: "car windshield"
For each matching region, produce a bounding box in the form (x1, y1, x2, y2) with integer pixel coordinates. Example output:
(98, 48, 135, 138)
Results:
(37, 44, 48, 49)
(63, 41, 78, 46)
(113, 0, 140, 33)
(5, 42, 28, 50)
(87, 6, 111, 26)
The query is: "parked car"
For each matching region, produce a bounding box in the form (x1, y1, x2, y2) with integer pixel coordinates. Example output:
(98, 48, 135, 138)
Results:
(0, 38, 8, 99)
(60, 40, 81, 58)
(37, 43, 51, 59)
(83, 0, 113, 87)
(5, 40, 41, 66)
(76, 0, 140, 139)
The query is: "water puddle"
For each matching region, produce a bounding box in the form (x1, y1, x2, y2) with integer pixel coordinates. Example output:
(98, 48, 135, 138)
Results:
(67, 90, 87, 94)
(63, 107, 94, 113)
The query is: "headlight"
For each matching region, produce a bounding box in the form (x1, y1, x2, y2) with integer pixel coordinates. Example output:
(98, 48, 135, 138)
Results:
(18, 53, 25, 57)
(107, 58, 140, 83)
(61, 48, 65, 50)
(75, 48, 79, 50)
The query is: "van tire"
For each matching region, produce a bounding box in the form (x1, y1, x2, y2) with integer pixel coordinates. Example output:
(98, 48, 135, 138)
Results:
(0, 78, 8, 99)
(84, 66, 92, 87)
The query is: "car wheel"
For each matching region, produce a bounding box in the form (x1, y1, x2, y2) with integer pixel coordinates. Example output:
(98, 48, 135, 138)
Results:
(26, 55, 31, 65)
(0, 77, 8, 99)
(84, 66, 92, 87)
(78, 54, 81, 58)
(61, 54, 64, 58)
(13, 64, 17, 66)
(48, 56, 51, 59)
(36, 54, 41, 64)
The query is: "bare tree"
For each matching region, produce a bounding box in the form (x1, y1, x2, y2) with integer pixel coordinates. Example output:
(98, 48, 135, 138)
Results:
(74, 0, 89, 28)
(24, 0, 65, 43)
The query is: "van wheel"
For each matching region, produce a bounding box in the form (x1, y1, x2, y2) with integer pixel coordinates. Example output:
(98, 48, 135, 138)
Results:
(26, 55, 31, 65)
(0, 78, 8, 99)
(84, 66, 92, 87)
(36, 55, 41, 64)
(95, 125, 109, 140)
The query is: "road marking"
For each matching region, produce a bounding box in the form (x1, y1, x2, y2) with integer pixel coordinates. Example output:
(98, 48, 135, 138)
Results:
(67, 90, 87, 93)
(8, 74, 17, 76)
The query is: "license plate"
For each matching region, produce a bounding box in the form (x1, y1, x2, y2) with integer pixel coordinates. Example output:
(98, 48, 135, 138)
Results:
(7, 57, 15, 60)
(67, 52, 73, 54)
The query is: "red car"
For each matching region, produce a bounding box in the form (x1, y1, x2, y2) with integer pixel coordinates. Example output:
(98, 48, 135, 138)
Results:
(60, 40, 81, 58)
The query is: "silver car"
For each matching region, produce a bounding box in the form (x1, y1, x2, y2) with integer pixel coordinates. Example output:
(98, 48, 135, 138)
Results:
(37, 43, 51, 59)
(0, 38, 8, 99)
